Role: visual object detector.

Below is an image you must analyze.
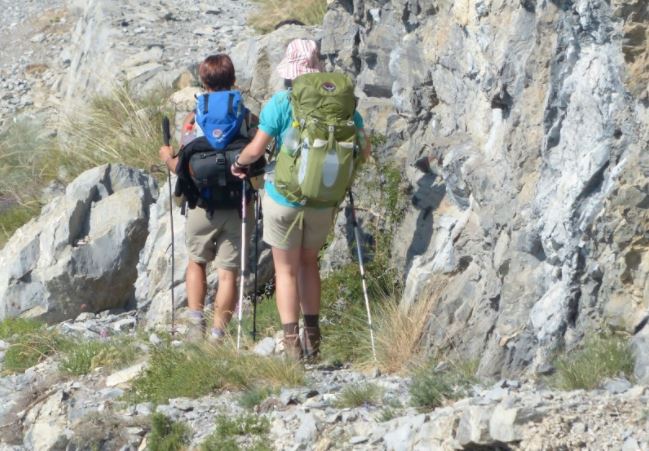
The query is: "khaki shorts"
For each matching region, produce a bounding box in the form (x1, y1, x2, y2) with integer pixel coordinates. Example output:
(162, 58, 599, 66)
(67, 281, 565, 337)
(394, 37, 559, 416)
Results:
(262, 194, 336, 250)
(186, 207, 250, 269)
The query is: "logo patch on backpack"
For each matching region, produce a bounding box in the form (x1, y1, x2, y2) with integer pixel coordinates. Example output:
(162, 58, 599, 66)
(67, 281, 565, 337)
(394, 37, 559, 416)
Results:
(212, 128, 224, 139)
(322, 82, 336, 92)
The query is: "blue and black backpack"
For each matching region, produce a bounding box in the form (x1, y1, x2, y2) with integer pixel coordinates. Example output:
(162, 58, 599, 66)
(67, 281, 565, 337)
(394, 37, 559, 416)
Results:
(174, 91, 263, 212)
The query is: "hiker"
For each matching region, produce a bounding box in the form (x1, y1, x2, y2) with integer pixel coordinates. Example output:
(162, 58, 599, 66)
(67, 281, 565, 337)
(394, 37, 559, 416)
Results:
(231, 39, 371, 360)
(159, 54, 256, 343)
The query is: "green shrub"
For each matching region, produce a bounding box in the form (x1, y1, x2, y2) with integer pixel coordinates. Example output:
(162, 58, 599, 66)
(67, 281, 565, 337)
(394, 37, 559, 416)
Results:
(409, 359, 476, 410)
(148, 413, 190, 451)
(59, 337, 139, 375)
(552, 334, 635, 390)
(238, 386, 272, 410)
(128, 343, 304, 405)
(248, 0, 327, 33)
(200, 414, 271, 451)
(224, 294, 280, 341)
(335, 382, 383, 408)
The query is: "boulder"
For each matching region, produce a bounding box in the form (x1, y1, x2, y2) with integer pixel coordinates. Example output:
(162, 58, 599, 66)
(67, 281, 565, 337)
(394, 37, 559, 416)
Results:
(0, 164, 156, 323)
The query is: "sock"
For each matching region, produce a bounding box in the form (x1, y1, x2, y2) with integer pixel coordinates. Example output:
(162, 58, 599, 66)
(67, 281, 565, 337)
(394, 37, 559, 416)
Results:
(303, 315, 319, 328)
(188, 309, 203, 320)
(283, 322, 299, 336)
(211, 328, 225, 338)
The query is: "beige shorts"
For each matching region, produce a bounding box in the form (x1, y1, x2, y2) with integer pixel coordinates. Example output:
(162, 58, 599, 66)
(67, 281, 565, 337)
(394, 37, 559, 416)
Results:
(262, 194, 336, 251)
(185, 207, 250, 269)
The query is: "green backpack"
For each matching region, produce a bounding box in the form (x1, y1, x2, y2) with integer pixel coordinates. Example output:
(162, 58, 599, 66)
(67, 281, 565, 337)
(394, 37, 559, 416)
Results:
(274, 72, 361, 207)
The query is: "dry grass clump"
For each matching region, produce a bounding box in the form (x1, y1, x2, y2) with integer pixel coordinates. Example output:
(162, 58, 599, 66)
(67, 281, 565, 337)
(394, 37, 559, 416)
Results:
(248, 0, 328, 33)
(0, 84, 171, 247)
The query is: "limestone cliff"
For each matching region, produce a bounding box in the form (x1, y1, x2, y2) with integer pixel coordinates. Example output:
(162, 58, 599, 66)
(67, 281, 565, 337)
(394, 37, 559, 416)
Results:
(321, 0, 649, 379)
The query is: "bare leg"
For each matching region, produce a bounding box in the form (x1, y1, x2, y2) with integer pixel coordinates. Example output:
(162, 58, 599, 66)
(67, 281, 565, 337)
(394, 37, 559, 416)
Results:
(298, 247, 321, 315)
(186, 260, 207, 312)
(212, 267, 238, 330)
(272, 246, 302, 324)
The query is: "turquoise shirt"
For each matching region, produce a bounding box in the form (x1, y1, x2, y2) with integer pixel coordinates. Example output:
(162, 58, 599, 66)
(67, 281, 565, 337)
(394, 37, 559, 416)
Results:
(259, 90, 365, 207)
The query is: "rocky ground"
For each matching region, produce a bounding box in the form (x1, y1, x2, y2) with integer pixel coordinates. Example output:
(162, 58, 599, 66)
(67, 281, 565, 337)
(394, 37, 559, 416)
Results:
(0, 0, 255, 130)
(0, 314, 648, 450)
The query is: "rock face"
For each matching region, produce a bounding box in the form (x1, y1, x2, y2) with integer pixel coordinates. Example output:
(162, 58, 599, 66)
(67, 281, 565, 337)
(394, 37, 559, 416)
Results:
(322, 0, 649, 377)
(0, 164, 156, 323)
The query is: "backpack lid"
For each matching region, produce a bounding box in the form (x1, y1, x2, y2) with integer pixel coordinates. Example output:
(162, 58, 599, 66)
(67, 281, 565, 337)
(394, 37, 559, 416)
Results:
(195, 90, 247, 150)
(290, 72, 357, 123)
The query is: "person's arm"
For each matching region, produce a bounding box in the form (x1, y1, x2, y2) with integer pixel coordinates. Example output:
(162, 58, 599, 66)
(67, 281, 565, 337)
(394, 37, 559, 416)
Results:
(159, 145, 179, 174)
(231, 130, 273, 179)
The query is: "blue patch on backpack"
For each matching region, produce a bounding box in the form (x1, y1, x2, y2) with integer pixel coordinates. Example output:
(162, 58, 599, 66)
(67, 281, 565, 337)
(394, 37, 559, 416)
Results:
(195, 91, 247, 149)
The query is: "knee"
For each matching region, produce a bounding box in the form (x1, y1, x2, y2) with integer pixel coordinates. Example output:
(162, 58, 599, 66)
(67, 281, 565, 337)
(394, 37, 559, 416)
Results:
(218, 268, 237, 284)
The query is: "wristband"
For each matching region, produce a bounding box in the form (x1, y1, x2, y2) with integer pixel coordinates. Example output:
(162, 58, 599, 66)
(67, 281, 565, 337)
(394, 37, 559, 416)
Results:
(234, 157, 248, 169)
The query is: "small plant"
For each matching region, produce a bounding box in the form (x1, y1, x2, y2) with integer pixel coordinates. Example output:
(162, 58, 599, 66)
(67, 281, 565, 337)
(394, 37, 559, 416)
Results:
(148, 413, 190, 451)
(335, 382, 383, 408)
(370, 133, 387, 147)
(201, 414, 271, 451)
(552, 334, 635, 390)
(225, 294, 280, 340)
(60, 337, 138, 375)
(248, 0, 327, 33)
(377, 407, 398, 422)
(238, 386, 272, 410)
(409, 359, 475, 410)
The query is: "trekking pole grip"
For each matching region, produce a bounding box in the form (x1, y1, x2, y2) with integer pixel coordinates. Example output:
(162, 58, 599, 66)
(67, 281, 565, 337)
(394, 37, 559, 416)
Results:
(162, 116, 171, 146)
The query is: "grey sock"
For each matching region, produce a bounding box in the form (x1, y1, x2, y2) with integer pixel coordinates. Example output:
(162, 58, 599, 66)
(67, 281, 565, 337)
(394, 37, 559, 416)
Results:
(211, 328, 225, 338)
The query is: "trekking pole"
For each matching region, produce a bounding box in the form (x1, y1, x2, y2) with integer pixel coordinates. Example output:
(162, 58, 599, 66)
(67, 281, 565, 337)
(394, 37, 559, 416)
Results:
(162, 116, 176, 336)
(348, 191, 377, 361)
(236, 180, 248, 351)
(251, 191, 260, 341)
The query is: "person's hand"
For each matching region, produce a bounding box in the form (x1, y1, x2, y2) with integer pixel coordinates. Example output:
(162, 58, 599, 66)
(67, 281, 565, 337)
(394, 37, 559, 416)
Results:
(159, 145, 173, 163)
(231, 163, 248, 179)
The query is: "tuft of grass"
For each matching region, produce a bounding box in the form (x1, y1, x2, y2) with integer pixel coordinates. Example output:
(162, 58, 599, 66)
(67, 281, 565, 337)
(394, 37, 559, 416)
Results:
(0, 204, 40, 248)
(0, 317, 45, 339)
(3, 329, 70, 374)
(335, 382, 383, 408)
(200, 414, 271, 451)
(59, 84, 172, 177)
(377, 407, 398, 422)
(409, 359, 476, 410)
(248, 0, 327, 33)
(59, 337, 139, 376)
(238, 386, 273, 410)
(148, 413, 190, 451)
(128, 342, 304, 405)
(551, 334, 635, 390)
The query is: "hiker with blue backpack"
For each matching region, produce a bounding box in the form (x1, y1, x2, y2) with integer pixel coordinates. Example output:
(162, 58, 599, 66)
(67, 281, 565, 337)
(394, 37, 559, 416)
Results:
(231, 39, 371, 360)
(160, 54, 262, 344)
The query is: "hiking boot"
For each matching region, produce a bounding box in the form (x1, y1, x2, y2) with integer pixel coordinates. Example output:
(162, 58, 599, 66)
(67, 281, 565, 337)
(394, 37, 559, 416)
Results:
(303, 326, 321, 361)
(283, 333, 303, 361)
(206, 328, 226, 347)
(182, 313, 205, 343)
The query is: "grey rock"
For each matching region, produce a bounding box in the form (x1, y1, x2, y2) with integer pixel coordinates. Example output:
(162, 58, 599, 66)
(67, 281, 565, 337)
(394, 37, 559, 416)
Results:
(602, 377, 632, 394)
(295, 411, 318, 444)
(253, 337, 276, 357)
(0, 164, 156, 323)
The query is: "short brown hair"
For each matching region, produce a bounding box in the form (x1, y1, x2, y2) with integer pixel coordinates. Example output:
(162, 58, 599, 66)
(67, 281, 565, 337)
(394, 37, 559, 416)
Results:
(199, 54, 235, 91)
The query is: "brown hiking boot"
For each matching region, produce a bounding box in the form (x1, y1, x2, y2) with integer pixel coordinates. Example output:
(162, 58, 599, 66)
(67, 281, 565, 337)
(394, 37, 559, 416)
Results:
(303, 326, 321, 361)
(283, 333, 303, 361)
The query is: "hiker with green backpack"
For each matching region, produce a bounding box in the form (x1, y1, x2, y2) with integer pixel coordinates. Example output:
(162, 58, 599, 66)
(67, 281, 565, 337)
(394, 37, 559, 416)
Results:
(231, 39, 371, 360)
